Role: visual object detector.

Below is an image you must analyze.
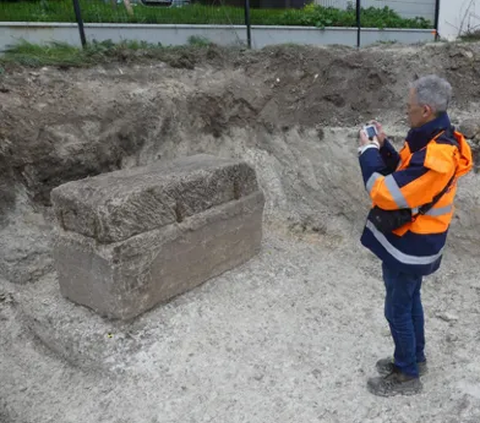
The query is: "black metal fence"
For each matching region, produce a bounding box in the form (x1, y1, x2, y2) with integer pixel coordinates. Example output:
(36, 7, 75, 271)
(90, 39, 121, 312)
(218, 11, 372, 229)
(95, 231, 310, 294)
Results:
(0, 0, 440, 49)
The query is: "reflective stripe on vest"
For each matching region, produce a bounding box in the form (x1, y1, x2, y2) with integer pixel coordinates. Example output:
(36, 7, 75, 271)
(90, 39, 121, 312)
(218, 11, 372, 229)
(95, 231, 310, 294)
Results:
(367, 172, 409, 209)
(384, 175, 409, 209)
(365, 220, 443, 265)
(412, 204, 453, 216)
(366, 172, 382, 194)
(424, 204, 454, 217)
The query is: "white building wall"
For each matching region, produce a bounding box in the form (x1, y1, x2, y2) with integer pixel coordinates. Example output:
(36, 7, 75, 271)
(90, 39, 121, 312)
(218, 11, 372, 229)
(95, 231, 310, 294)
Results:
(438, 0, 480, 40)
(0, 23, 435, 51)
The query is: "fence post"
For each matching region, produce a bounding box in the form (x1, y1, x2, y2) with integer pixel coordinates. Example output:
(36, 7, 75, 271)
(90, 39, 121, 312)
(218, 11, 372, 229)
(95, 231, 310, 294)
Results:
(244, 0, 252, 49)
(72, 0, 87, 47)
(434, 0, 441, 41)
(356, 0, 361, 48)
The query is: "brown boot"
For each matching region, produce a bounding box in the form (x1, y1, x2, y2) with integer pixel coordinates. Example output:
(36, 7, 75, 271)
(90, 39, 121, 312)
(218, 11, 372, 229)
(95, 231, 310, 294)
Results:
(376, 357, 428, 377)
(367, 367, 422, 397)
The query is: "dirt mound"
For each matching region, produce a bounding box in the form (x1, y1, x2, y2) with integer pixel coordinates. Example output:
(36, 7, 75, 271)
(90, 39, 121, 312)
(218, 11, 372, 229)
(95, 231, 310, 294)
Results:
(2, 43, 480, 209)
(1, 42, 480, 283)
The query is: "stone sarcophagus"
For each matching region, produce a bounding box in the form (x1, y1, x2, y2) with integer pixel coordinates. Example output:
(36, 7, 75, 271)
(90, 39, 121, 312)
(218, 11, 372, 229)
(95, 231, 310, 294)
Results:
(51, 154, 264, 320)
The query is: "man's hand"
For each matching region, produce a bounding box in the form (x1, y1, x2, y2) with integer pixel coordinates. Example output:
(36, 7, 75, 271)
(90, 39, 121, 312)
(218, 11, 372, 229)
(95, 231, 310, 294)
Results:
(358, 128, 371, 147)
(369, 120, 386, 147)
(359, 126, 380, 147)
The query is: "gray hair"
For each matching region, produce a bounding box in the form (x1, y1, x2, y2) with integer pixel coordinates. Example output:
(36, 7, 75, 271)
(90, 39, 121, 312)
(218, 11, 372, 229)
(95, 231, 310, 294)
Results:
(410, 75, 452, 114)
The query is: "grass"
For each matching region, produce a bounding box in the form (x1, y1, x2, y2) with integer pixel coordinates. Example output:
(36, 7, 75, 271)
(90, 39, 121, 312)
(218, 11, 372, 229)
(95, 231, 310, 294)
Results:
(0, 39, 215, 69)
(0, 2, 433, 29)
(0, 41, 91, 67)
(186, 35, 213, 46)
(459, 29, 480, 41)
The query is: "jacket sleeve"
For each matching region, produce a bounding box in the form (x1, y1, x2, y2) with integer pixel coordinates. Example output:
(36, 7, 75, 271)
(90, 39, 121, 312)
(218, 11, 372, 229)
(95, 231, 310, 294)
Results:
(379, 139, 400, 174)
(359, 147, 454, 211)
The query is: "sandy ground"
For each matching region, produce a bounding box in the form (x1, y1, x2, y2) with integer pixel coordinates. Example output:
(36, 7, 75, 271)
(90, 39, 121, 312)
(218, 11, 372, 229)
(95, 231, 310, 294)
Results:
(1, 230, 480, 423)
(1, 42, 480, 422)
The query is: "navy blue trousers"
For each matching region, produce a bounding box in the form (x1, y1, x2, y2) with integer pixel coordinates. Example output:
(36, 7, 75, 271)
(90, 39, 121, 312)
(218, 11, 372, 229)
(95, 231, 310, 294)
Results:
(382, 263, 426, 377)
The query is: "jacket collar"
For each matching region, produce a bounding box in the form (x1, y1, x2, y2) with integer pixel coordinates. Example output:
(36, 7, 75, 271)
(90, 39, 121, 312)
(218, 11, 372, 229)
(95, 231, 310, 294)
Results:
(406, 112, 452, 152)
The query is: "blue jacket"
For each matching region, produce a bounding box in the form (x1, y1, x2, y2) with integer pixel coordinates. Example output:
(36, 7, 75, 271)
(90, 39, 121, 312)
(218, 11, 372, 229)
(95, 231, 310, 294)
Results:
(359, 113, 472, 276)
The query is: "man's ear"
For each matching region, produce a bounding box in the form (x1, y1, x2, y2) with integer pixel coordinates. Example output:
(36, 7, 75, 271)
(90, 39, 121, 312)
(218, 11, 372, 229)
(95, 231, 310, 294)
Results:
(423, 104, 433, 117)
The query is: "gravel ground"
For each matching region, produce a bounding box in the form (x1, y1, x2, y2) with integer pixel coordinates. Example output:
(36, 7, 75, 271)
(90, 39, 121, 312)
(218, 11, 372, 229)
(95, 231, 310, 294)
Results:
(1, 229, 479, 423)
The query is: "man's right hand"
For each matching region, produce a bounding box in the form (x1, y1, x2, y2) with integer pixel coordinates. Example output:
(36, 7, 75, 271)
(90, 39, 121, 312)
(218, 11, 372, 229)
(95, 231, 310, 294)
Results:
(369, 120, 387, 147)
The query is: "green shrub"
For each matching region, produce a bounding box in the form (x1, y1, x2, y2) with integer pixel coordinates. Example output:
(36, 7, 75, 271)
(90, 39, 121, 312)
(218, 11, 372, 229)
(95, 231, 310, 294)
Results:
(0, 39, 168, 67)
(0, 2, 432, 28)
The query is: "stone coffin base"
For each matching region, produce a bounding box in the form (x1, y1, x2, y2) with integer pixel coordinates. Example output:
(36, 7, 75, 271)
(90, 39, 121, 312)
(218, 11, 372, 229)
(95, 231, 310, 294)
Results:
(54, 191, 264, 320)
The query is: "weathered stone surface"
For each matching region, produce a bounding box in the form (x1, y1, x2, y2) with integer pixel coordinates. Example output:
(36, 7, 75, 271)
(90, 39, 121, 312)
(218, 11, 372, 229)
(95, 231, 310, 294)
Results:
(51, 154, 259, 244)
(52, 155, 264, 319)
(459, 118, 480, 140)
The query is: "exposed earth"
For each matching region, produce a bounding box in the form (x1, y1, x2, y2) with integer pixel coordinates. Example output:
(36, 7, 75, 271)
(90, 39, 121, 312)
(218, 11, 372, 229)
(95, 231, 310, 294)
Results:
(1, 41, 480, 423)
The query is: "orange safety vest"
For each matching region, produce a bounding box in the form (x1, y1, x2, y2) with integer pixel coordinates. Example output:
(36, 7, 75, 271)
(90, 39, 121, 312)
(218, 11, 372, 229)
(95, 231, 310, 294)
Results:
(360, 115, 473, 276)
(368, 130, 472, 237)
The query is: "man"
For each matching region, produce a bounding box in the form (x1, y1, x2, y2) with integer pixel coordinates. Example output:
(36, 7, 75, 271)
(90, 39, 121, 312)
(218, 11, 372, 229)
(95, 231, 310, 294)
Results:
(357, 75, 473, 397)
